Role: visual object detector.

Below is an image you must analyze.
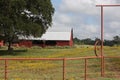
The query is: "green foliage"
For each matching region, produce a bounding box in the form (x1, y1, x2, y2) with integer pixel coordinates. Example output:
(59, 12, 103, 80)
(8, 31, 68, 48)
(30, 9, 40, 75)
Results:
(74, 36, 120, 47)
(73, 37, 82, 45)
(0, 0, 54, 50)
(104, 40, 114, 46)
(73, 37, 95, 45)
(113, 35, 120, 46)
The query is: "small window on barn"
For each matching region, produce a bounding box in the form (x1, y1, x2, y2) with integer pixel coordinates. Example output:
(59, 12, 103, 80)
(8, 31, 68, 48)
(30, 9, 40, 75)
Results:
(46, 41, 56, 46)
(32, 40, 43, 45)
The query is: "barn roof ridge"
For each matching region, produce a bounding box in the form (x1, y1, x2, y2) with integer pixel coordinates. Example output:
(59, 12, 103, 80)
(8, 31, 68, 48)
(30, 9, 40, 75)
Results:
(19, 28, 73, 41)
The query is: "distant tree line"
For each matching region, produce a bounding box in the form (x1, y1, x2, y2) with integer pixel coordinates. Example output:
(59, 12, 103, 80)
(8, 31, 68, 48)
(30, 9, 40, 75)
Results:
(74, 35, 120, 46)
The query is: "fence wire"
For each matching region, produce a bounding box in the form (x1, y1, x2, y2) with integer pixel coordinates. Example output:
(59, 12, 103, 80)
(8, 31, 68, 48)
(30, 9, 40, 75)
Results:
(66, 59, 85, 80)
(87, 58, 101, 80)
(0, 57, 120, 80)
(105, 58, 120, 78)
(7, 60, 62, 80)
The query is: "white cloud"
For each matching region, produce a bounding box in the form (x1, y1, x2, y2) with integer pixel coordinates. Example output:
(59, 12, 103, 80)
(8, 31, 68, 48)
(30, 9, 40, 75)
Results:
(60, 0, 117, 15)
(52, 0, 120, 40)
(86, 25, 97, 33)
(57, 14, 72, 24)
(95, 0, 116, 4)
(104, 33, 116, 40)
(60, 0, 98, 15)
(109, 22, 120, 29)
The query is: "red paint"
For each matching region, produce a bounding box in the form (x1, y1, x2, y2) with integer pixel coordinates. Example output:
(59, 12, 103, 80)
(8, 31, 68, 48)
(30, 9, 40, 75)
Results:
(19, 40, 32, 47)
(63, 58, 66, 80)
(12, 43, 19, 47)
(85, 59, 87, 80)
(5, 60, 7, 80)
(56, 29, 73, 47)
(0, 40, 4, 47)
(96, 4, 120, 7)
(69, 29, 73, 46)
(56, 41, 69, 46)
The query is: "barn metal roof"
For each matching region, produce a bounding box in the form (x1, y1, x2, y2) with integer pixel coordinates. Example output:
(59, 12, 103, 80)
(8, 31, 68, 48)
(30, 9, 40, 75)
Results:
(19, 27, 72, 41)
(41, 32, 71, 41)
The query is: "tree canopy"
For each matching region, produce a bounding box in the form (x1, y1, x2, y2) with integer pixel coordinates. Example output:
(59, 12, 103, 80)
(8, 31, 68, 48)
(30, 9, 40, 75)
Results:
(113, 36, 120, 46)
(0, 0, 54, 50)
(74, 36, 120, 47)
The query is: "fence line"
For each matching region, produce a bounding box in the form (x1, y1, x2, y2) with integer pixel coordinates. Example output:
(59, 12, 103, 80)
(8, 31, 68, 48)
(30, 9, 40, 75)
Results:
(0, 56, 120, 80)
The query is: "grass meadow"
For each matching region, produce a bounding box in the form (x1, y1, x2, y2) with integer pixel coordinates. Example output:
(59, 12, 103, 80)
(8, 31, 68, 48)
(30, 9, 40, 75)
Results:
(0, 45, 120, 80)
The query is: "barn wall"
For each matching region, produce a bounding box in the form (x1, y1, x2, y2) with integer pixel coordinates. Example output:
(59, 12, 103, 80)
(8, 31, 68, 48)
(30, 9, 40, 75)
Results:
(69, 29, 73, 46)
(18, 40, 72, 47)
(18, 28, 74, 47)
(69, 38, 73, 46)
(19, 40, 32, 47)
(0, 40, 4, 47)
(56, 41, 69, 46)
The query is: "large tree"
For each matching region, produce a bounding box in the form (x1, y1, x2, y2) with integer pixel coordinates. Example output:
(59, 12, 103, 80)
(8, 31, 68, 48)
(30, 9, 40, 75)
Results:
(0, 0, 54, 51)
(113, 35, 120, 47)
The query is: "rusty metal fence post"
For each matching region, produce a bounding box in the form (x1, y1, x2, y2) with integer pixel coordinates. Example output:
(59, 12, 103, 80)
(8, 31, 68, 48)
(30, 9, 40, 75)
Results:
(96, 4, 120, 77)
(101, 5, 105, 77)
(103, 56, 105, 77)
(5, 60, 8, 80)
(63, 58, 66, 80)
(85, 58, 87, 80)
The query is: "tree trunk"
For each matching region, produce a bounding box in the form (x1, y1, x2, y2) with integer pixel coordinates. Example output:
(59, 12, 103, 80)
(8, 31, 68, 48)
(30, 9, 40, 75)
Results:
(8, 41, 13, 53)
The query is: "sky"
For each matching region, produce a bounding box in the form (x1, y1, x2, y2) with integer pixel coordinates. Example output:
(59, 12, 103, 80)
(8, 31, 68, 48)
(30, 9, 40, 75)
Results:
(50, 0, 120, 40)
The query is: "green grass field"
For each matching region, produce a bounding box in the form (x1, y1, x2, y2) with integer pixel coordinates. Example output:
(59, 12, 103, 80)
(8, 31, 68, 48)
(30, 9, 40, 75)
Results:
(0, 45, 120, 80)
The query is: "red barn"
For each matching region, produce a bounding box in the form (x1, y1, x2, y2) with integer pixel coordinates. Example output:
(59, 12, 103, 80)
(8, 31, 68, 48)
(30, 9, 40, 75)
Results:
(0, 40, 4, 47)
(19, 28, 73, 47)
